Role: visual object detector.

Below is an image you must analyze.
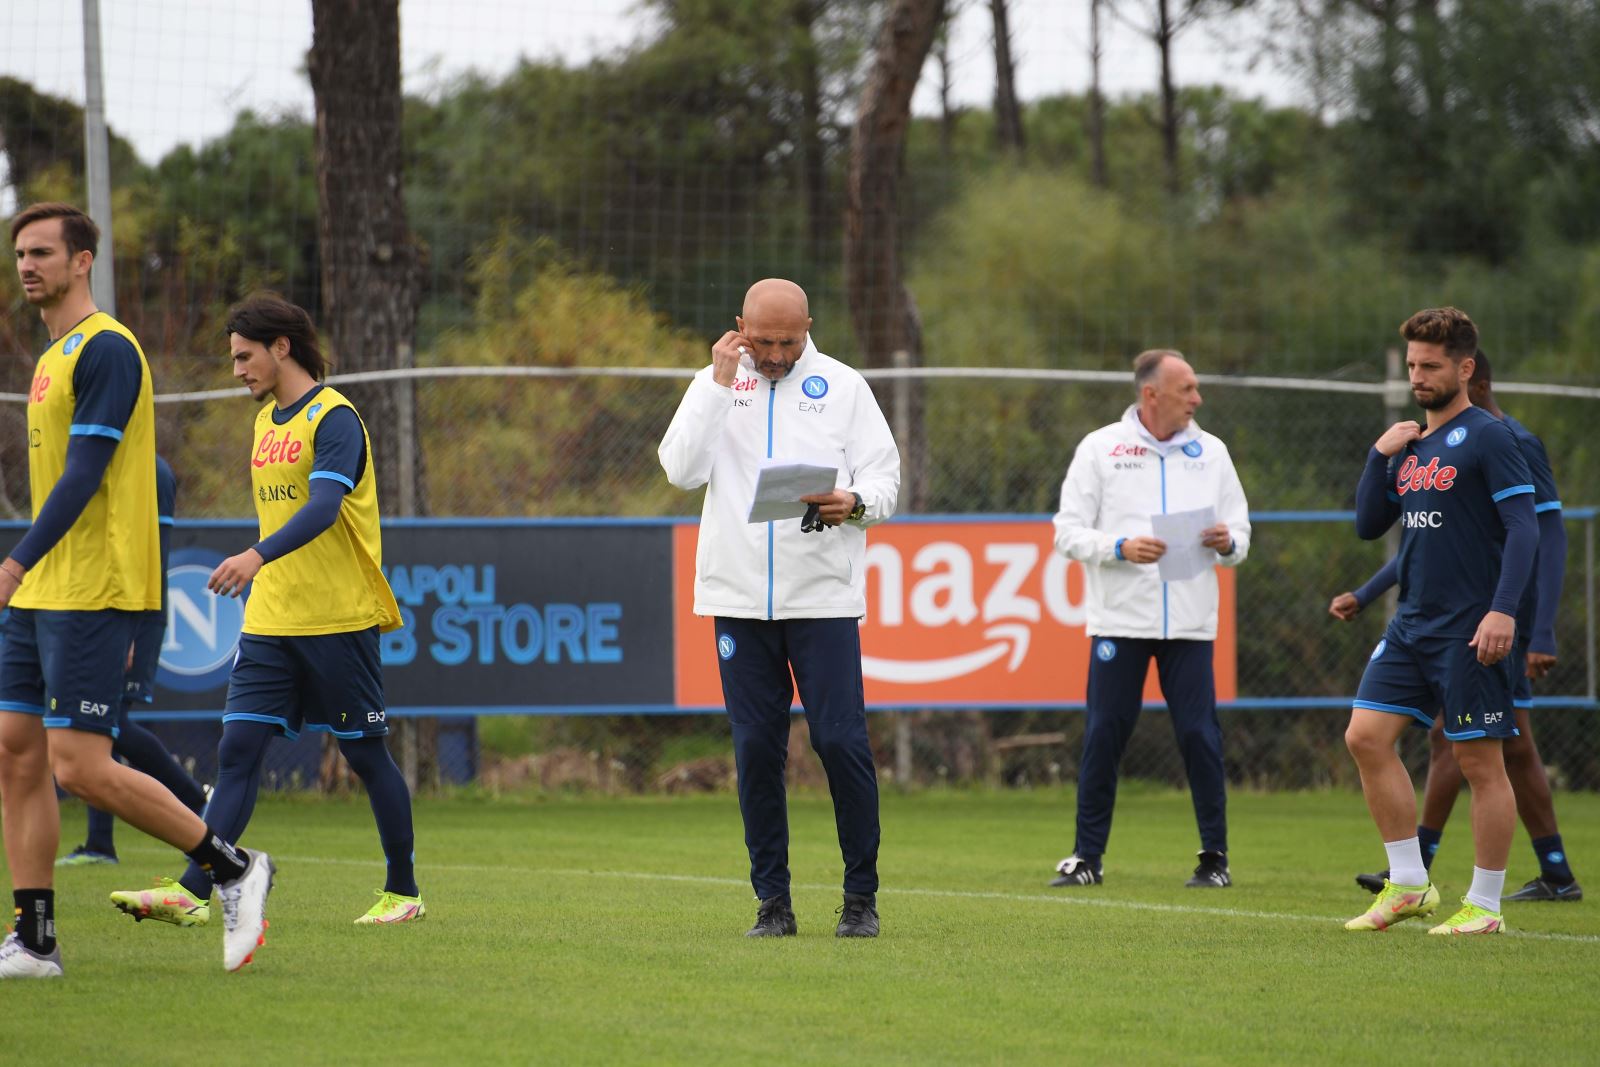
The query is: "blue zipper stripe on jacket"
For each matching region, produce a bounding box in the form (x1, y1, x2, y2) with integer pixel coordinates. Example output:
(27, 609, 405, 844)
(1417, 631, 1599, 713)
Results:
(1159, 454, 1168, 639)
(766, 379, 776, 620)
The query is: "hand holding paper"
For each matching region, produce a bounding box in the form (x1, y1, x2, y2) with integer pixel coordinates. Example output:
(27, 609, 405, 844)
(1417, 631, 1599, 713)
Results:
(747, 460, 839, 523)
(1149, 506, 1218, 582)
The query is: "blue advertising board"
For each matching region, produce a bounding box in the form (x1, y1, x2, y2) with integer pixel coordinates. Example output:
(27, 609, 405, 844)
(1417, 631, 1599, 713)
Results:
(154, 520, 678, 714)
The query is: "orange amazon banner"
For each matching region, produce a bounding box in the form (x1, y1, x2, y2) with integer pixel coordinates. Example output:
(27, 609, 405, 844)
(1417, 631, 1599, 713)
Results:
(672, 520, 1236, 709)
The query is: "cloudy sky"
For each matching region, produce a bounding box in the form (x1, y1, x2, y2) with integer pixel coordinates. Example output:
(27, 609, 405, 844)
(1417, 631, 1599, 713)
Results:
(3, 0, 1299, 167)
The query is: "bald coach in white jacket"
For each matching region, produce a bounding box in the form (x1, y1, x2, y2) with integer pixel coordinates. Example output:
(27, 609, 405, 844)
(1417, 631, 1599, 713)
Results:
(1049, 350, 1251, 892)
(659, 279, 899, 939)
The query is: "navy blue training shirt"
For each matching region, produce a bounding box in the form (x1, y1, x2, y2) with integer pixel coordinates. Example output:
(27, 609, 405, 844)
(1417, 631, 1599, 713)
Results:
(1504, 413, 1566, 653)
(7, 334, 143, 569)
(1356, 405, 1536, 638)
(72, 332, 142, 436)
(156, 454, 176, 613)
(1353, 409, 1563, 639)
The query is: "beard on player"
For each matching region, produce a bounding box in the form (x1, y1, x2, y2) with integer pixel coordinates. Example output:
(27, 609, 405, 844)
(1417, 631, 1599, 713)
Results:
(1413, 379, 1460, 410)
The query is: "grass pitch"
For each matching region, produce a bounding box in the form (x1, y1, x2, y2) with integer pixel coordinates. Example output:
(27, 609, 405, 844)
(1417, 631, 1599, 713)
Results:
(10, 788, 1598, 1065)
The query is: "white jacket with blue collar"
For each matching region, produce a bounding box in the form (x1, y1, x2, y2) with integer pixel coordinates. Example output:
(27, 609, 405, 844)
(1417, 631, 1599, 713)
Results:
(658, 337, 901, 620)
(1052, 404, 1250, 641)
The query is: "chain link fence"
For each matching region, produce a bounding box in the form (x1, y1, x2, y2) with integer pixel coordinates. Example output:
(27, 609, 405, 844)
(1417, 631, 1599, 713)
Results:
(64, 366, 1592, 796)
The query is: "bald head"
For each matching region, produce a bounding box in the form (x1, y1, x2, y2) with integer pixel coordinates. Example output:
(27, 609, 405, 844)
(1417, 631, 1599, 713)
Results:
(736, 278, 813, 381)
(742, 278, 809, 320)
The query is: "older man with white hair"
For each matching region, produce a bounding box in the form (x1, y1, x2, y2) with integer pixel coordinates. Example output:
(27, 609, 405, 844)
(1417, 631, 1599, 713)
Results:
(1049, 349, 1251, 890)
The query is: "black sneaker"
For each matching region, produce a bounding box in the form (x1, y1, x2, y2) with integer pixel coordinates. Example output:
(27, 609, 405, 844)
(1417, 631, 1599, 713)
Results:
(1049, 855, 1102, 887)
(1186, 850, 1231, 888)
(1504, 877, 1583, 903)
(1355, 868, 1389, 895)
(835, 893, 879, 938)
(745, 897, 796, 937)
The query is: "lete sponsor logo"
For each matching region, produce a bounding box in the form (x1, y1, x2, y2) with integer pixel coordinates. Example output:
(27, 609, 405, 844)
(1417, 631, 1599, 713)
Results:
(253, 427, 304, 468)
(672, 521, 1237, 707)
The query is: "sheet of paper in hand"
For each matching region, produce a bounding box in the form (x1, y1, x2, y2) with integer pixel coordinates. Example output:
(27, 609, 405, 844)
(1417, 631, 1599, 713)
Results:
(1150, 505, 1218, 582)
(747, 461, 839, 523)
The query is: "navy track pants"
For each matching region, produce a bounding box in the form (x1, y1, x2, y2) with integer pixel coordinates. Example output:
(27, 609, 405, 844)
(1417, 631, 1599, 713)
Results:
(1074, 637, 1228, 858)
(714, 616, 880, 900)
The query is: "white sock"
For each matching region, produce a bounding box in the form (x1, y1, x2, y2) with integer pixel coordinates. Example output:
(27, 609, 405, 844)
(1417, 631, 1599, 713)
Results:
(1384, 837, 1428, 887)
(1466, 867, 1506, 913)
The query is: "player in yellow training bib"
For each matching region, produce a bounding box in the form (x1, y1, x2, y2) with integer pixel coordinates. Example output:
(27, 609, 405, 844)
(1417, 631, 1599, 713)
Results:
(109, 294, 423, 930)
(1, 202, 272, 980)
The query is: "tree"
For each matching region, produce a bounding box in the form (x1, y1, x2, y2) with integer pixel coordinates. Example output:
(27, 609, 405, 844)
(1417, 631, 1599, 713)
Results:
(1278, 0, 1600, 259)
(1114, 0, 1249, 198)
(307, 0, 423, 514)
(989, 0, 1025, 155)
(933, 1, 964, 159)
(1088, 0, 1109, 187)
(844, 0, 943, 509)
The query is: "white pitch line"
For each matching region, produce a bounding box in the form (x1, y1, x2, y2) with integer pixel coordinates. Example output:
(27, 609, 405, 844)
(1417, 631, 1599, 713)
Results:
(120, 847, 1600, 945)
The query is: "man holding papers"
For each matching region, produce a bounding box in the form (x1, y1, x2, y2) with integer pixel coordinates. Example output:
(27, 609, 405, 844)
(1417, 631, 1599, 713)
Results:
(1049, 349, 1251, 890)
(658, 279, 900, 939)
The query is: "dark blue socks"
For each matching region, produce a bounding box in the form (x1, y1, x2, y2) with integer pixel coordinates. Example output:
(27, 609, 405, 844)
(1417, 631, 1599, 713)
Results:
(1532, 834, 1575, 884)
(1417, 825, 1443, 870)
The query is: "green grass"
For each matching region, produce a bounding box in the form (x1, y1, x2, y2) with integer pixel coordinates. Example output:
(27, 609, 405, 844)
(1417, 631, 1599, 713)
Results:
(10, 789, 1598, 1065)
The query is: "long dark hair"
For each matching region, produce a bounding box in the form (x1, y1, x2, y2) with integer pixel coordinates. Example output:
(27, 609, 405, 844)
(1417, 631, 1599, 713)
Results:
(225, 292, 327, 380)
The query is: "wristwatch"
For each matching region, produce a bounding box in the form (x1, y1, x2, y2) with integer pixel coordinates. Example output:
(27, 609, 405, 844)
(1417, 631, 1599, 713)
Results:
(847, 492, 866, 522)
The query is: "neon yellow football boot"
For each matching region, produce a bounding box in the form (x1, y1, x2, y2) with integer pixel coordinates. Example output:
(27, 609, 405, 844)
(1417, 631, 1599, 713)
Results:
(1345, 880, 1440, 931)
(110, 878, 211, 927)
(1428, 898, 1506, 936)
(354, 890, 426, 925)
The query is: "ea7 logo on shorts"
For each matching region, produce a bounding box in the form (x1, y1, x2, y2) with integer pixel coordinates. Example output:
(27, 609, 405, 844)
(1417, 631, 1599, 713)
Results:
(1483, 711, 1503, 725)
(1401, 511, 1444, 529)
(79, 701, 111, 717)
(367, 710, 387, 723)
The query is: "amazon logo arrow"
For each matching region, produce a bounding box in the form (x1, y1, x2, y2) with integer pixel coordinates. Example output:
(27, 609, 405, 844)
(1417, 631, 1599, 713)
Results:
(860, 623, 1031, 685)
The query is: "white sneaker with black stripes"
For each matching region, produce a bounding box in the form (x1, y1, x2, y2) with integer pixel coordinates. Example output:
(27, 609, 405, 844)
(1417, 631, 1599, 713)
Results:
(1050, 855, 1103, 887)
(0, 932, 62, 979)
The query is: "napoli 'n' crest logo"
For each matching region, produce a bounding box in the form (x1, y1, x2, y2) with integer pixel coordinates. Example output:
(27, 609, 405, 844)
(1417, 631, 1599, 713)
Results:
(1182, 440, 1203, 458)
(717, 633, 737, 660)
(801, 375, 828, 399)
(157, 548, 248, 693)
(1370, 639, 1387, 661)
(1446, 427, 1467, 447)
(62, 333, 85, 355)
(1095, 640, 1117, 662)
(306, 402, 323, 422)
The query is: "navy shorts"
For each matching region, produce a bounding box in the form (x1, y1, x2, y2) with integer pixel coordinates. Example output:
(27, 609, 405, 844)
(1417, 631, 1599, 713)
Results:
(223, 628, 388, 740)
(1510, 640, 1533, 711)
(0, 607, 137, 738)
(1354, 621, 1518, 741)
(123, 610, 165, 707)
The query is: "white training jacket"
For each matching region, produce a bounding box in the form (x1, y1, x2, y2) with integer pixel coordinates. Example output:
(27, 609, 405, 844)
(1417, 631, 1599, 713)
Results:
(658, 338, 901, 620)
(1052, 405, 1251, 641)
